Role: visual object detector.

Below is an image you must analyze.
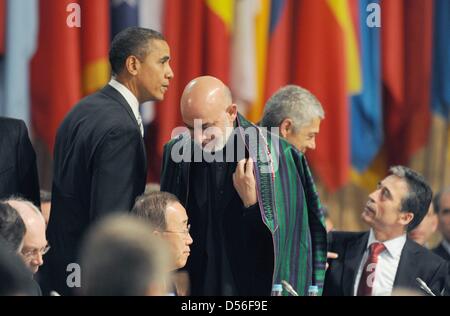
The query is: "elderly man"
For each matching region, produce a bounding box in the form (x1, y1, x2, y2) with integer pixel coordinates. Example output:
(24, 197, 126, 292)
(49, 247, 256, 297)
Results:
(260, 85, 324, 154)
(433, 187, 450, 261)
(132, 191, 193, 295)
(6, 198, 48, 275)
(324, 166, 449, 296)
(43, 27, 174, 295)
(161, 76, 327, 296)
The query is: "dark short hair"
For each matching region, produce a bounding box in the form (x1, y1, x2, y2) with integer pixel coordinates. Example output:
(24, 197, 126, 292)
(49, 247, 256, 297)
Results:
(109, 27, 165, 76)
(40, 190, 52, 203)
(389, 166, 433, 232)
(80, 214, 167, 296)
(132, 191, 180, 230)
(0, 202, 26, 253)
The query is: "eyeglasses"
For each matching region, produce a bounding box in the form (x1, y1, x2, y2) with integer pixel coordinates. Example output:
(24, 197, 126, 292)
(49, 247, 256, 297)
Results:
(22, 244, 51, 259)
(162, 224, 191, 236)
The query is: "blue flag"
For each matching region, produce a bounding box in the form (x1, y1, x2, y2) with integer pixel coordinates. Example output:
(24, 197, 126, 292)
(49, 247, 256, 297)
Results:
(111, 0, 139, 39)
(350, 0, 382, 172)
(2, 0, 38, 125)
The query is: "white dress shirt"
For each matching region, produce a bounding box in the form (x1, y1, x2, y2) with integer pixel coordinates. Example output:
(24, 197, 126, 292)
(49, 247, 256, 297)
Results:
(108, 78, 144, 137)
(353, 229, 407, 296)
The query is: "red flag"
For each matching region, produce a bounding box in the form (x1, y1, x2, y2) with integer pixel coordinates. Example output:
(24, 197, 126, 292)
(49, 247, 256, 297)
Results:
(382, 0, 433, 166)
(80, 0, 110, 96)
(292, 0, 350, 191)
(31, 0, 81, 152)
(265, 0, 295, 99)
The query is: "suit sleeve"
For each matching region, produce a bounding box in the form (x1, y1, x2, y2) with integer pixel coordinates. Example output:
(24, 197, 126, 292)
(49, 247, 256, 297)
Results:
(17, 120, 41, 207)
(89, 125, 144, 220)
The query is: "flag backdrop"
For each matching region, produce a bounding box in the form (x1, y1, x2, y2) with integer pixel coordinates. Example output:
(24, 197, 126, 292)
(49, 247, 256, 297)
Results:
(0, 0, 448, 198)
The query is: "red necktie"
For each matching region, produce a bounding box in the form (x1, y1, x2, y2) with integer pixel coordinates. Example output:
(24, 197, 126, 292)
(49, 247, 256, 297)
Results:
(357, 242, 386, 296)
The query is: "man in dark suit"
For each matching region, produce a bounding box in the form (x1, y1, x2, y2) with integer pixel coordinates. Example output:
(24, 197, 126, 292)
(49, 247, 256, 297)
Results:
(41, 27, 174, 295)
(432, 188, 450, 261)
(0, 117, 40, 207)
(324, 166, 449, 296)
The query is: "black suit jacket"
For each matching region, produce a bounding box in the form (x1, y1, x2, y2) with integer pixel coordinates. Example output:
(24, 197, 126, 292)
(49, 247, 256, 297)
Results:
(41, 85, 147, 295)
(433, 243, 450, 262)
(324, 231, 449, 296)
(0, 117, 40, 206)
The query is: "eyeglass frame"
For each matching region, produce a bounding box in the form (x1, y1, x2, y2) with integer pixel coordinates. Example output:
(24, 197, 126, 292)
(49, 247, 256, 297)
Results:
(161, 224, 191, 236)
(21, 244, 51, 259)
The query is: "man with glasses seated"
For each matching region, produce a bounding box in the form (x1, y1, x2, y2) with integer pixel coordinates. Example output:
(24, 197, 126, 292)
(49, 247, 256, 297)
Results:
(5, 197, 48, 295)
(132, 191, 193, 295)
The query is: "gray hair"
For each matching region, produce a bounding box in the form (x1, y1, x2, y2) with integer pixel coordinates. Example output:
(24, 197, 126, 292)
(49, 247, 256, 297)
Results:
(389, 166, 432, 232)
(132, 191, 180, 231)
(261, 85, 324, 132)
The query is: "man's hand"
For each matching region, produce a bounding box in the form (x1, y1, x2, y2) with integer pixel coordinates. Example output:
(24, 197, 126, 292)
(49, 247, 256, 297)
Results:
(326, 252, 338, 270)
(233, 158, 257, 208)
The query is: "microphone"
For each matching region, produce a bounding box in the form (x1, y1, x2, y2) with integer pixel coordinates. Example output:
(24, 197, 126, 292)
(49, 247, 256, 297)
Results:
(281, 280, 299, 296)
(416, 278, 437, 296)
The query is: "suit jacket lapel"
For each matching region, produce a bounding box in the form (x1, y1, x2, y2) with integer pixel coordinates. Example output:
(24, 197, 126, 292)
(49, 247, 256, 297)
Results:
(101, 84, 146, 146)
(343, 232, 369, 296)
(393, 239, 420, 289)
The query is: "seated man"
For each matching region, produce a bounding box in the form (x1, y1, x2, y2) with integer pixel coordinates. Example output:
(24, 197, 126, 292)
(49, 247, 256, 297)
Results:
(324, 166, 448, 296)
(433, 187, 450, 261)
(132, 191, 193, 295)
(6, 198, 48, 275)
(79, 214, 170, 296)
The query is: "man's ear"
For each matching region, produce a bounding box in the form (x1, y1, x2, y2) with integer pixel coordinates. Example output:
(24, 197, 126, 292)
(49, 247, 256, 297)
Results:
(153, 230, 162, 238)
(279, 118, 293, 138)
(400, 212, 414, 227)
(125, 55, 140, 76)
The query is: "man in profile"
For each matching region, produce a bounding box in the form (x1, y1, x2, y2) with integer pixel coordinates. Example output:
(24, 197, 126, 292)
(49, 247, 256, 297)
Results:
(42, 27, 174, 295)
(132, 191, 193, 295)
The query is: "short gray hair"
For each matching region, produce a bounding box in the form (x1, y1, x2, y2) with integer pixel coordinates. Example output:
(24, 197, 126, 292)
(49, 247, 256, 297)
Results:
(261, 85, 324, 132)
(132, 191, 180, 231)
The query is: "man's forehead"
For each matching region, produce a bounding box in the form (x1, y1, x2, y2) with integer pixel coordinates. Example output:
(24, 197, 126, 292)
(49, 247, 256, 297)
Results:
(381, 175, 409, 194)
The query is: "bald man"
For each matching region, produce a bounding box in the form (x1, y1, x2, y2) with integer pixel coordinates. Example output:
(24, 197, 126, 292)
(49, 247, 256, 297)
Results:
(161, 76, 327, 296)
(6, 198, 48, 274)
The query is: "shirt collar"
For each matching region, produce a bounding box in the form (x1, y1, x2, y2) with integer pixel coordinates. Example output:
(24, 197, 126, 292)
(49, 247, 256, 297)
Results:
(367, 229, 407, 259)
(108, 78, 140, 122)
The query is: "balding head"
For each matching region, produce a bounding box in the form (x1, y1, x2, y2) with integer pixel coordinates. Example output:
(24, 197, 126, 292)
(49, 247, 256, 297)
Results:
(180, 76, 237, 152)
(6, 199, 47, 274)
